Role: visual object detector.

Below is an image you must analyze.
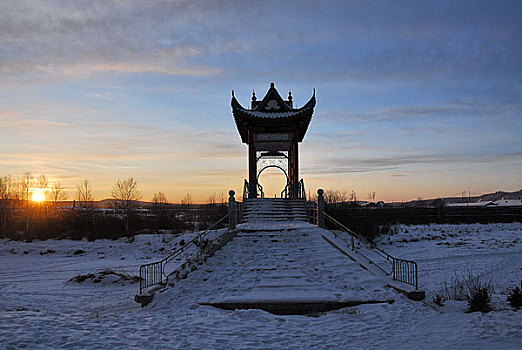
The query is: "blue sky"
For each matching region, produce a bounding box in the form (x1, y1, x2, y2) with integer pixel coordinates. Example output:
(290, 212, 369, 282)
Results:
(1, 0, 521, 202)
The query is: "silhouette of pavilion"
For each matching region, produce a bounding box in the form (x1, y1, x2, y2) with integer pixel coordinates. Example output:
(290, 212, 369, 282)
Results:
(231, 83, 315, 198)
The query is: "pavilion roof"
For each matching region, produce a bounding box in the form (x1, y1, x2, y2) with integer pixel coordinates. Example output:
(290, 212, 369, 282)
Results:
(231, 83, 316, 144)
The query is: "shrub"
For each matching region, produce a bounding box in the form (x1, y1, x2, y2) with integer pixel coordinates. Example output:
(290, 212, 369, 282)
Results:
(438, 271, 493, 312)
(433, 294, 446, 306)
(464, 273, 493, 313)
(467, 285, 492, 312)
(439, 272, 467, 301)
(68, 273, 95, 283)
(507, 282, 522, 309)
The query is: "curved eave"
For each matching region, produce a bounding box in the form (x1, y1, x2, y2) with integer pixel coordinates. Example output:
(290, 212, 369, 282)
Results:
(231, 91, 315, 114)
(231, 94, 315, 143)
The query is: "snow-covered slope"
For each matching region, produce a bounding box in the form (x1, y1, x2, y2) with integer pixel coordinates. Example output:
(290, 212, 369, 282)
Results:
(1, 223, 521, 349)
(152, 222, 394, 308)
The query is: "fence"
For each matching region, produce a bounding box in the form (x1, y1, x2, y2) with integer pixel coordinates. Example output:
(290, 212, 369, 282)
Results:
(138, 214, 229, 294)
(323, 212, 418, 290)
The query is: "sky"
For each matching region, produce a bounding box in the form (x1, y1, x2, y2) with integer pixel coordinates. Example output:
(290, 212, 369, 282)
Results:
(1, 0, 521, 203)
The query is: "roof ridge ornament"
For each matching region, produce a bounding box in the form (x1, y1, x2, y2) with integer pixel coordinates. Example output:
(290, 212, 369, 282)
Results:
(265, 100, 280, 111)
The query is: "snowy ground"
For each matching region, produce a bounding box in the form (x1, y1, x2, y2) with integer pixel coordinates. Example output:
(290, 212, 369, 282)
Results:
(1, 223, 521, 349)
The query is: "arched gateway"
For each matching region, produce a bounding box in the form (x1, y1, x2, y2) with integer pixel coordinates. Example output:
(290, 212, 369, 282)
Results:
(231, 82, 315, 198)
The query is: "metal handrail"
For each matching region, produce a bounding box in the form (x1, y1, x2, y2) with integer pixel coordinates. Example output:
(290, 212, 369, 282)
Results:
(298, 179, 306, 200)
(323, 212, 418, 290)
(306, 200, 317, 224)
(138, 214, 229, 294)
(280, 183, 289, 198)
(257, 183, 264, 198)
(235, 201, 243, 224)
(243, 179, 249, 201)
(324, 213, 392, 260)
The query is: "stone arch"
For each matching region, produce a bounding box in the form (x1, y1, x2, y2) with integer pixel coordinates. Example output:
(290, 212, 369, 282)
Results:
(257, 165, 289, 197)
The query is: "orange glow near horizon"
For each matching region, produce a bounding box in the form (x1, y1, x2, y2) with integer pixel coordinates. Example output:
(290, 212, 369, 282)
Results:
(31, 188, 46, 203)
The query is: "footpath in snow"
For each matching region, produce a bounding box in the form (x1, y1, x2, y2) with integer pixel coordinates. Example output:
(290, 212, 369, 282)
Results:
(153, 221, 395, 312)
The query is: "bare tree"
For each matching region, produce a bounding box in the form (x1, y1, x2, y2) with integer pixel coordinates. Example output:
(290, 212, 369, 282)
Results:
(50, 183, 67, 213)
(77, 179, 96, 232)
(368, 191, 376, 202)
(37, 175, 48, 195)
(349, 190, 357, 202)
(207, 193, 217, 205)
(112, 177, 142, 234)
(0, 175, 20, 238)
(77, 179, 94, 208)
(21, 171, 33, 233)
(181, 192, 192, 206)
(324, 189, 348, 205)
(152, 191, 169, 219)
(36, 175, 49, 215)
(0, 176, 8, 237)
(306, 188, 319, 202)
(152, 192, 168, 206)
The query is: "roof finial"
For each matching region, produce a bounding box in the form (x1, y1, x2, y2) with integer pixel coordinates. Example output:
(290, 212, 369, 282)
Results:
(270, 82, 275, 88)
(252, 89, 256, 102)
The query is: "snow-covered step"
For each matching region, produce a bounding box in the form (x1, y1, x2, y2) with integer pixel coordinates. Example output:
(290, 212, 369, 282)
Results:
(177, 221, 396, 315)
(241, 198, 309, 224)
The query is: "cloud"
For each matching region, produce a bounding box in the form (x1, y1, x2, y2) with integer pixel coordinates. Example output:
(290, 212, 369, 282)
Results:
(0, 0, 234, 79)
(382, 173, 412, 178)
(318, 99, 519, 123)
(1, 0, 521, 201)
(302, 152, 522, 175)
(60, 63, 221, 77)
(2, 0, 520, 87)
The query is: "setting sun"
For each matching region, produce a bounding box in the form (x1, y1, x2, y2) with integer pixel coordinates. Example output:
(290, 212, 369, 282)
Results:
(31, 188, 46, 202)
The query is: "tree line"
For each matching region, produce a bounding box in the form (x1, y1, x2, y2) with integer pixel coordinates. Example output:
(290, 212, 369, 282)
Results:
(0, 172, 226, 241)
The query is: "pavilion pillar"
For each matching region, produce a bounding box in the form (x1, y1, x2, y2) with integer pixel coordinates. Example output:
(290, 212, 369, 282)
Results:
(292, 129, 299, 198)
(248, 129, 257, 198)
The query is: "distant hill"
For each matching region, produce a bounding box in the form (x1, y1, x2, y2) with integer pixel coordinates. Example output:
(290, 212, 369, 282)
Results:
(478, 190, 522, 201)
(399, 189, 522, 207)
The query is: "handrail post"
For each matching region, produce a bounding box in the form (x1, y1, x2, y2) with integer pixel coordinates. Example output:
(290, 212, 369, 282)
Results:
(415, 263, 418, 290)
(139, 267, 143, 294)
(317, 189, 325, 228)
(228, 190, 236, 230)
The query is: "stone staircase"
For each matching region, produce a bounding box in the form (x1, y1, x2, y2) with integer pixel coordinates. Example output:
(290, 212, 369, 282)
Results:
(242, 198, 308, 223)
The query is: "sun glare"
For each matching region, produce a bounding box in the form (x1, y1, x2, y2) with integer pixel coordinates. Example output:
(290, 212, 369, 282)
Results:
(31, 188, 46, 202)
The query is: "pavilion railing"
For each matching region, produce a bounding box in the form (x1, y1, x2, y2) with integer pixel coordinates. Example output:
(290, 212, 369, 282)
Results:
(298, 179, 306, 200)
(245, 178, 307, 200)
(243, 180, 249, 201)
(235, 200, 243, 224)
(306, 200, 317, 224)
(281, 183, 289, 198)
(280, 179, 306, 199)
(242, 179, 266, 199)
(257, 183, 265, 198)
(323, 212, 418, 290)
